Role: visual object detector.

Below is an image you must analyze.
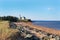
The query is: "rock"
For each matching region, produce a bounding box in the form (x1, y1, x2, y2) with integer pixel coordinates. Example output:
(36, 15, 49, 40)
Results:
(25, 34, 32, 38)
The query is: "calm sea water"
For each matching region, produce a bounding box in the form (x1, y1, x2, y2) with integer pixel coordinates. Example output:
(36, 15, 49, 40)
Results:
(32, 21, 60, 30)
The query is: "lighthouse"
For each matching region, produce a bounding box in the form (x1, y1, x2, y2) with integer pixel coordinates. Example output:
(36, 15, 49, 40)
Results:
(19, 15, 22, 21)
(22, 16, 26, 20)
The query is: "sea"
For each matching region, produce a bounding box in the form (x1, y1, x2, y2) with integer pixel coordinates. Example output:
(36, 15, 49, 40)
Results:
(32, 21, 60, 30)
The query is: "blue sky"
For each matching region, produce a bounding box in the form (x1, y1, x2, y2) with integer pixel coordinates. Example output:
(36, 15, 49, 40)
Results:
(0, 0, 60, 20)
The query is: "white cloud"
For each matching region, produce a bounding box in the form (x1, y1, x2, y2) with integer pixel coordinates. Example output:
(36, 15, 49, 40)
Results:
(48, 8, 52, 10)
(47, 8, 54, 11)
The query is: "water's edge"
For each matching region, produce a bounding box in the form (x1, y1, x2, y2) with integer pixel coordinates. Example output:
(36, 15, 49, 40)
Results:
(32, 21, 60, 30)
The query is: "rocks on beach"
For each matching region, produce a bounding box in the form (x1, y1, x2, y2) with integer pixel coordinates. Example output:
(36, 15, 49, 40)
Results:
(9, 22, 60, 40)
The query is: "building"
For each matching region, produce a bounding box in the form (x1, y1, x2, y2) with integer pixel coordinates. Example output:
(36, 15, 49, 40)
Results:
(19, 15, 26, 21)
(22, 16, 26, 20)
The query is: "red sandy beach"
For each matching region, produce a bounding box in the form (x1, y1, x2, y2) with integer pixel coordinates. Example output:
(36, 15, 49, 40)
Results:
(18, 22, 60, 36)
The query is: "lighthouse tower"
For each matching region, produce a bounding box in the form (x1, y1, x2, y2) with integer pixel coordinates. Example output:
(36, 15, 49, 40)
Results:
(19, 15, 22, 21)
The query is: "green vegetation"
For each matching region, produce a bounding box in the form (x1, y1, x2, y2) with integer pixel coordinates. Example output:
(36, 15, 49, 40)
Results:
(0, 16, 19, 22)
(0, 16, 32, 22)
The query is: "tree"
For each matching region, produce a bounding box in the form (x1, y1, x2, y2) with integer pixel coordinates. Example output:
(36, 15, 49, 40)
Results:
(0, 16, 19, 22)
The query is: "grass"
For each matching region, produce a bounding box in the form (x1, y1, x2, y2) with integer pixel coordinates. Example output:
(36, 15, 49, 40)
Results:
(0, 21, 19, 40)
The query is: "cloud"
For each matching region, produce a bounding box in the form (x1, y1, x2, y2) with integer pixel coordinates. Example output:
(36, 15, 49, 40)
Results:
(48, 8, 52, 10)
(47, 8, 53, 11)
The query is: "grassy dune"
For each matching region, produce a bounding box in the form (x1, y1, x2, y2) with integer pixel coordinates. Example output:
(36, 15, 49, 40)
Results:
(0, 21, 19, 40)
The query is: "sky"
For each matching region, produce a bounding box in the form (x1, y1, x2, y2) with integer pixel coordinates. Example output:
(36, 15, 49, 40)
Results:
(0, 0, 60, 20)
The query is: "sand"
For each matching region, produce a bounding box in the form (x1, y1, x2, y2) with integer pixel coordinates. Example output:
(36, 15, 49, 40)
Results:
(19, 22, 60, 36)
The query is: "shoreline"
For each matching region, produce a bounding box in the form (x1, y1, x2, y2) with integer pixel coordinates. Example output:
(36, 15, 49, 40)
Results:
(9, 21, 60, 40)
(32, 21, 60, 30)
(19, 22, 60, 36)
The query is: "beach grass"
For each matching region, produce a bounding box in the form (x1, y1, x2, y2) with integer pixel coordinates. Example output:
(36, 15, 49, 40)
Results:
(0, 21, 19, 40)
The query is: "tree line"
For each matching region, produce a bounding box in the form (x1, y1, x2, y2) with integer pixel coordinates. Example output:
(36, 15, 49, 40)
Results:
(0, 16, 19, 22)
(0, 16, 32, 22)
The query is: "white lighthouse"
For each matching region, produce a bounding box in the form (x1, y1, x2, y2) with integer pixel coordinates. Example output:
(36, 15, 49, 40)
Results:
(22, 16, 26, 20)
(19, 15, 22, 21)
(19, 14, 26, 21)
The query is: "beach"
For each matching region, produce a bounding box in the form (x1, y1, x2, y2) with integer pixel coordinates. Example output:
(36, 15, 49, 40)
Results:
(0, 21, 60, 40)
(19, 22, 60, 36)
(13, 22, 60, 40)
